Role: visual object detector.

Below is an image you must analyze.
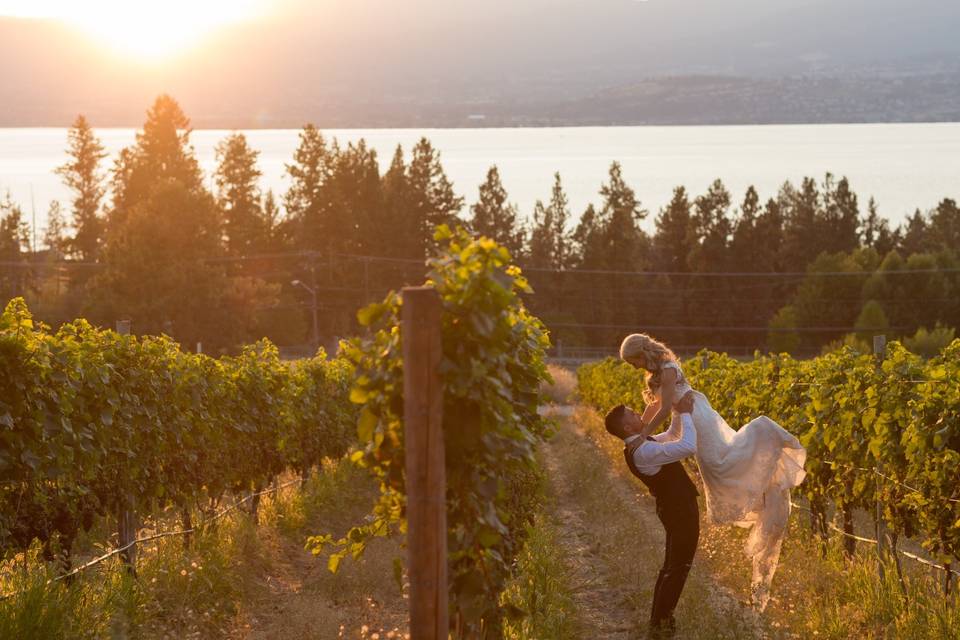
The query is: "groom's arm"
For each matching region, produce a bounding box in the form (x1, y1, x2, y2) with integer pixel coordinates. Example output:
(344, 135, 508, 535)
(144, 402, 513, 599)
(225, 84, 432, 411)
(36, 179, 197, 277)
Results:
(650, 414, 682, 443)
(630, 413, 697, 468)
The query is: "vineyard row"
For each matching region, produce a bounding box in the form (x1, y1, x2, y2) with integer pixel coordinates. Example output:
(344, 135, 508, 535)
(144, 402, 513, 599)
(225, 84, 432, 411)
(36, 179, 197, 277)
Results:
(577, 341, 960, 570)
(0, 296, 356, 571)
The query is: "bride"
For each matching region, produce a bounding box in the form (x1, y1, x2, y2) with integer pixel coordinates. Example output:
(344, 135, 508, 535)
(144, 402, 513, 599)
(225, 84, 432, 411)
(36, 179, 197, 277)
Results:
(619, 333, 807, 610)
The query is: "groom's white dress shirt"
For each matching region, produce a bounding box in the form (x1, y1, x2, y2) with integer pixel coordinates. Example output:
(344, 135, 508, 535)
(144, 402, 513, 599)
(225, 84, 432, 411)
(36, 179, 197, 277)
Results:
(624, 413, 697, 476)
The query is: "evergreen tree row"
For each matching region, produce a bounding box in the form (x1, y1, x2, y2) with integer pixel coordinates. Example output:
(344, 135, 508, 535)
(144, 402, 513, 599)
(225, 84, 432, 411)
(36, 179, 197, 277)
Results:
(1, 94, 957, 355)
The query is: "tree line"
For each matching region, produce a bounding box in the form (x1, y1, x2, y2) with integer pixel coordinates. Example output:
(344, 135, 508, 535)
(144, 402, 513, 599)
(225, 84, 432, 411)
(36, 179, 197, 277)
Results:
(1, 94, 958, 355)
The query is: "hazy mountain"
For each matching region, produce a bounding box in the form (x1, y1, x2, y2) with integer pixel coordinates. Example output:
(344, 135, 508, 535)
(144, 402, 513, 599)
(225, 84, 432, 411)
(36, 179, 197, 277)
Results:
(2, 0, 959, 126)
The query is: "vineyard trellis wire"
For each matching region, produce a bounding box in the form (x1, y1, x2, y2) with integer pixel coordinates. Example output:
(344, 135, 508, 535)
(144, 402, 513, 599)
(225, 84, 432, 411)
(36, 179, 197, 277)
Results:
(0, 477, 304, 601)
(788, 500, 960, 578)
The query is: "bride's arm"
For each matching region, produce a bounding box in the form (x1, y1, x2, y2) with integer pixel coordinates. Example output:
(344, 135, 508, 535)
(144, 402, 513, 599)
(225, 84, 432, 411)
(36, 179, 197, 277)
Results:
(639, 367, 677, 440)
(641, 401, 660, 424)
(643, 399, 684, 442)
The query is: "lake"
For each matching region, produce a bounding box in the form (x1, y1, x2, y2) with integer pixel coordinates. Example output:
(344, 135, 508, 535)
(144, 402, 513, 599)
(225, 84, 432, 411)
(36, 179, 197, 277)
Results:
(1, 123, 959, 239)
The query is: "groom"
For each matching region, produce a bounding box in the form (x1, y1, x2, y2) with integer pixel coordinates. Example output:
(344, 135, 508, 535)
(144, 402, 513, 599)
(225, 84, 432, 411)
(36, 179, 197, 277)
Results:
(604, 392, 698, 638)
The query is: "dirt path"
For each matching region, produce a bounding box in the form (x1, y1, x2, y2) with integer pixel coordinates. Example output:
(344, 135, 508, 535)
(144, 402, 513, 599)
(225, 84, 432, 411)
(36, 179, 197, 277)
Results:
(542, 442, 642, 638)
(227, 471, 410, 640)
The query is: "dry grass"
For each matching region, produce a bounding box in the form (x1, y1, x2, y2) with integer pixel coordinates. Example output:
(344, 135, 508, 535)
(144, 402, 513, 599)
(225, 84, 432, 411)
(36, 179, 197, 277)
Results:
(501, 503, 584, 639)
(542, 364, 578, 405)
(232, 459, 408, 640)
(0, 460, 410, 640)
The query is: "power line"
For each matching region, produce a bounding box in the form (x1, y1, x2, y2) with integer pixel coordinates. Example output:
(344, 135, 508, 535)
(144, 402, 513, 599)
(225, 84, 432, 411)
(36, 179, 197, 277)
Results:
(547, 322, 897, 333)
(7, 250, 960, 279)
(523, 265, 960, 278)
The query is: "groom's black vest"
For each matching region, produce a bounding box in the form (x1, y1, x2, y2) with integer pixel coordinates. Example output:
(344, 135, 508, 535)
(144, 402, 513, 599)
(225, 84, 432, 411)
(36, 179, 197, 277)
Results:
(624, 436, 699, 506)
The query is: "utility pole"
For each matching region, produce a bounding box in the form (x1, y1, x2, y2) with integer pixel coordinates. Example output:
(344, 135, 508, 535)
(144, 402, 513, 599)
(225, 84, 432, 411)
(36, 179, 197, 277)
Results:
(292, 278, 319, 352)
(30, 185, 36, 254)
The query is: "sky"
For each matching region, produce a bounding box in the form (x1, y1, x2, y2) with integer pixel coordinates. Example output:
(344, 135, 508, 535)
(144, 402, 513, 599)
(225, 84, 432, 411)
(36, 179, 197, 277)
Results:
(2, 0, 958, 233)
(4, 0, 959, 73)
(0, 0, 271, 59)
(1, 0, 959, 127)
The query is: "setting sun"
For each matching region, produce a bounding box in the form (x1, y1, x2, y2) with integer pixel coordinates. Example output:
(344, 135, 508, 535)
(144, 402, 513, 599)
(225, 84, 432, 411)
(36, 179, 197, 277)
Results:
(2, 0, 267, 59)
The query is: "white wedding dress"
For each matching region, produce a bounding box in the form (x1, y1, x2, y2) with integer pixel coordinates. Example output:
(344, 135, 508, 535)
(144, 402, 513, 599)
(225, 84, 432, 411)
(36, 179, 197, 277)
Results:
(659, 361, 807, 610)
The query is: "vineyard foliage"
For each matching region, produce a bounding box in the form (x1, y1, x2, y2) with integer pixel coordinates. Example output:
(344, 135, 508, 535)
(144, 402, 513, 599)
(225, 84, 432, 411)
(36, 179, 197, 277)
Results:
(578, 342, 960, 563)
(315, 226, 552, 636)
(0, 297, 354, 560)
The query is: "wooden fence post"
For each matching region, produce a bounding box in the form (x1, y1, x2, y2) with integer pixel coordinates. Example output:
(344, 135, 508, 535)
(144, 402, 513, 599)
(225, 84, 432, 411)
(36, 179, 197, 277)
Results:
(402, 287, 448, 639)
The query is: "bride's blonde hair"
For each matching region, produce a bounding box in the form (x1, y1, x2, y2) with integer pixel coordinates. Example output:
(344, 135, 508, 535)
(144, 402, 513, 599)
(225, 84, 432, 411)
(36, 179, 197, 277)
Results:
(619, 333, 678, 402)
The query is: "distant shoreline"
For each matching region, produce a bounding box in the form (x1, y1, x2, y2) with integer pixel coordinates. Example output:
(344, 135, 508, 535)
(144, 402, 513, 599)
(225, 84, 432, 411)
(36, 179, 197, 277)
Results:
(5, 68, 960, 130)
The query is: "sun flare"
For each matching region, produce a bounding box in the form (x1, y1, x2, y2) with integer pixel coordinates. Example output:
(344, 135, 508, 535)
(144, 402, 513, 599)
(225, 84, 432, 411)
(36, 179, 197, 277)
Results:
(6, 0, 266, 60)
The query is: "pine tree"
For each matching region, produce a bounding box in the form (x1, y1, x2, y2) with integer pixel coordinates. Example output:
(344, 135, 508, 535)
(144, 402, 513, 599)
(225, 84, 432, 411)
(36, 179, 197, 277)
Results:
(406, 138, 464, 257)
(688, 179, 733, 273)
(860, 197, 897, 256)
(780, 178, 822, 269)
(598, 162, 648, 270)
(87, 97, 271, 352)
(929, 198, 960, 253)
(571, 204, 603, 269)
(727, 187, 787, 349)
(284, 124, 332, 251)
(729, 185, 760, 271)
(0, 192, 29, 254)
(898, 209, 931, 256)
(0, 192, 32, 300)
(88, 180, 235, 350)
(378, 145, 418, 258)
(259, 189, 285, 252)
(822, 174, 860, 254)
(42, 200, 70, 258)
(110, 95, 205, 222)
(653, 186, 694, 273)
(547, 172, 573, 270)
(527, 200, 554, 269)
(470, 165, 524, 258)
(215, 133, 264, 257)
(755, 196, 785, 271)
(326, 140, 383, 254)
(729, 186, 785, 273)
(55, 115, 107, 261)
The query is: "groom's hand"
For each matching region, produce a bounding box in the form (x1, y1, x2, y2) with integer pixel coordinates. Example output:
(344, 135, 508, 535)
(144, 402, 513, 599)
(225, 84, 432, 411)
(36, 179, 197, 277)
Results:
(675, 391, 695, 414)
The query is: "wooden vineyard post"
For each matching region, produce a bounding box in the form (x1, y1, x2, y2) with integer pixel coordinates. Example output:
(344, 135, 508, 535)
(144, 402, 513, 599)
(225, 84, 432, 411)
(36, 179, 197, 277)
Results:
(117, 500, 138, 575)
(115, 319, 138, 575)
(873, 334, 887, 582)
(402, 287, 448, 639)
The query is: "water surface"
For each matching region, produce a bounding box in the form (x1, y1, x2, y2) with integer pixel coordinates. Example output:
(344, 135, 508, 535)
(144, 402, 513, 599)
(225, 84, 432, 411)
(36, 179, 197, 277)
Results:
(2, 123, 958, 236)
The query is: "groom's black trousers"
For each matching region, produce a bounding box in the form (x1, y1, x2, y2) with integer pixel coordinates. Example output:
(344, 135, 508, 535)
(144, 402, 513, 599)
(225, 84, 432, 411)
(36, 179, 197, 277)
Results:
(651, 498, 700, 627)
